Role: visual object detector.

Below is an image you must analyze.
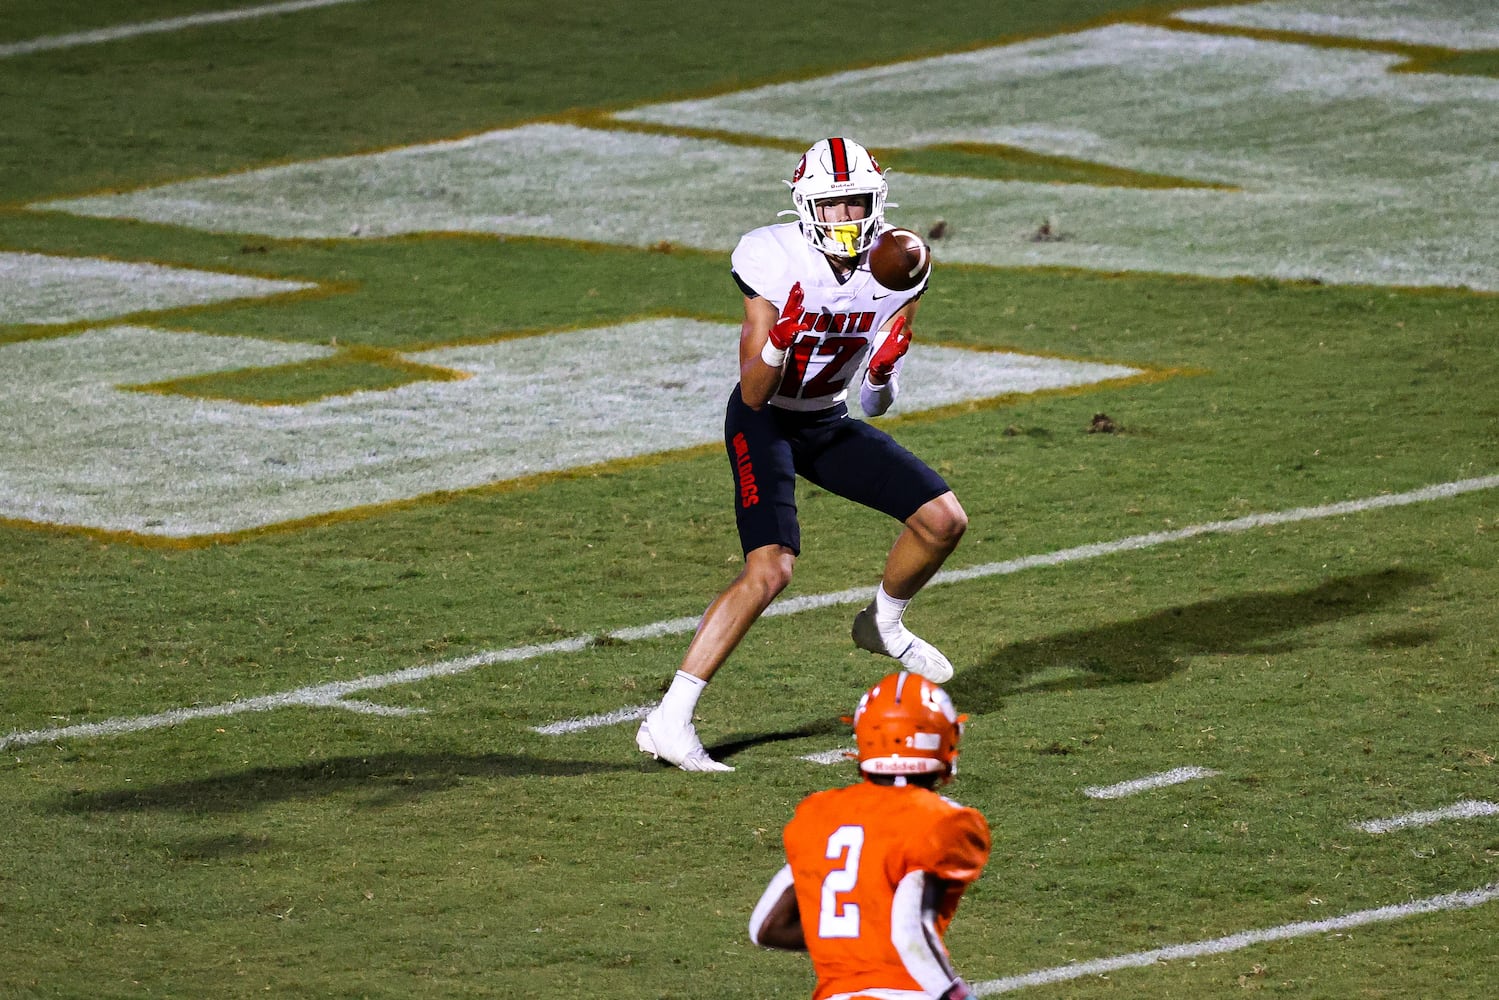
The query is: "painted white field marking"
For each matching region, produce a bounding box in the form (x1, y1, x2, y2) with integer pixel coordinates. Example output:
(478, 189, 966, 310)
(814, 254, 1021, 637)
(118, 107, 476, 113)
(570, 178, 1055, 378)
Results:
(1176, 1, 1499, 50)
(1083, 766, 1220, 799)
(936, 474, 1499, 587)
(0, 638, 591, 751)
(0, 325, 1131, 537)
(801, 748, 856, 765)
(530, 705, 654, 736)
(1353, 800, 1499, 834)
(618, 20, 1499, 292)
(0, 0, 369, 59)
(40, 19, 1499, 292)
(0, 252, 314, 326)
(3, 474, 1497, 751)
(39, 125, 791, 246)
(971, 881, 1499, 995)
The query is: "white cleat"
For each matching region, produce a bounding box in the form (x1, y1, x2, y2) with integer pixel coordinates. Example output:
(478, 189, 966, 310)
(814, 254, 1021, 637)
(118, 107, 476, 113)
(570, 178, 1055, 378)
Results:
(636, 709, 734, 773)
(851, 605, 955, 684)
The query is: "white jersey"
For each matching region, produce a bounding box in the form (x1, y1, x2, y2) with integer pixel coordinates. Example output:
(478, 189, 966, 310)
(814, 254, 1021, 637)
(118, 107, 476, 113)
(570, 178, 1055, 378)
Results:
(732, 221, 928, 413)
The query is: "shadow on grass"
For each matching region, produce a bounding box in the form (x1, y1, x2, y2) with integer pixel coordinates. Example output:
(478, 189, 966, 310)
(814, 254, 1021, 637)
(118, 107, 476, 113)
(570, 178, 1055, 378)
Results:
(52, 750, 633, 815)
(704, 716, 849, 764)
(948, 567, 1435, 714)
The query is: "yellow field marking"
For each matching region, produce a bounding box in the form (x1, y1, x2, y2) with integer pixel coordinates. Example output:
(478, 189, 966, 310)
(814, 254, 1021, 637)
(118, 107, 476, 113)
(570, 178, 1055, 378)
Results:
(128, 345, 471, 406)
(1157, 13, 1488, 74)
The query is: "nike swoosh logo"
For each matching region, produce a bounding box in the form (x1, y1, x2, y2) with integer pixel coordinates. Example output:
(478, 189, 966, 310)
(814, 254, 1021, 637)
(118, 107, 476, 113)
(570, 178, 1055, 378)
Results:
(872, 292, 892, 300)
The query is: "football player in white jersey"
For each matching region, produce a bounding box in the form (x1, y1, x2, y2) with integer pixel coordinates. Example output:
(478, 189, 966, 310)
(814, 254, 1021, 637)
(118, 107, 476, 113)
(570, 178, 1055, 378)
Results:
(637, 137, 968, 772)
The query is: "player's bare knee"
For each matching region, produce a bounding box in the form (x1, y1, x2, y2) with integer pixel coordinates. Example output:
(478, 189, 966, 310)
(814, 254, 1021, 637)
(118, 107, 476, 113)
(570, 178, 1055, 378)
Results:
(913, 494, 967, 549)
(942, 504, 969, 546)
(752, 562, 794, 599)
(742, 546, 796, 598)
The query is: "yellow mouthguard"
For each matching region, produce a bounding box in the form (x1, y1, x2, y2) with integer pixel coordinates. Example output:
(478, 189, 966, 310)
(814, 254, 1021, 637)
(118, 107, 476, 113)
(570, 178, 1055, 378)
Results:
(832, 224, 859, 256)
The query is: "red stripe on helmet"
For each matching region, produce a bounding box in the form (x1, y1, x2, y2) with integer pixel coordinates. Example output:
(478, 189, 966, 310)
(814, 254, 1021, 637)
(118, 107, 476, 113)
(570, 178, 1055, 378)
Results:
(828, 137, 851, 181)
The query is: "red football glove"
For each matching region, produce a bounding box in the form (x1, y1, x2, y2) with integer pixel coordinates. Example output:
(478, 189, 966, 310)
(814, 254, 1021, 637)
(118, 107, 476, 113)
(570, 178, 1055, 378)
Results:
(768, 282, 808, 350)
(867, 316, 911, 384)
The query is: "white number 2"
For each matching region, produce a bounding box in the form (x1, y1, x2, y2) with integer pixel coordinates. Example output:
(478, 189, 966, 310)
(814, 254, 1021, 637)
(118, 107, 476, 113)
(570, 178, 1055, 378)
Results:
(818, 825, 865, 938)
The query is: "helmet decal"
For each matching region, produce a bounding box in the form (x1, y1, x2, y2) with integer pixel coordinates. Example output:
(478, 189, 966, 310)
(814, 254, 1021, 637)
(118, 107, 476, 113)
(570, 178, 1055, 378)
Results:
(828, 136, 852, 181)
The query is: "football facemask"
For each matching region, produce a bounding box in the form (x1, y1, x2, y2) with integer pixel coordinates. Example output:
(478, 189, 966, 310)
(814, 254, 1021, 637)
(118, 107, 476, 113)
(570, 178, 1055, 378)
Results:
(852, 671, 964, 777)
(782, 137, 888, 259)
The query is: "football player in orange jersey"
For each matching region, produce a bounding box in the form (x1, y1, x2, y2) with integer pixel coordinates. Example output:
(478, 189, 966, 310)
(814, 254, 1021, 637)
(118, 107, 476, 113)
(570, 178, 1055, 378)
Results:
(748, 672, 991, 1000)
(636, 137, 967, 772)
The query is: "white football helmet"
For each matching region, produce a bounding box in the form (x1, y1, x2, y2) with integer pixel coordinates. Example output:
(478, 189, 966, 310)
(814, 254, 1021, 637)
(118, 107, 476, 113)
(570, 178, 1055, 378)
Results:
(783, 137, 888, 259)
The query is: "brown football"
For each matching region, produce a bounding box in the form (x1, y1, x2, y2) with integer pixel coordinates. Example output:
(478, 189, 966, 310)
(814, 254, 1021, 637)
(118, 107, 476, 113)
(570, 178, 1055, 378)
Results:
(867, 228, 931, 291)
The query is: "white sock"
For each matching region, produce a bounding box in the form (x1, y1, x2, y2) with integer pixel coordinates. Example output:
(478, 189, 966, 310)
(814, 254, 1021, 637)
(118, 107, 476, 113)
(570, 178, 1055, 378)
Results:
(874, 584, 911, 629)
(657, 670, 707, 727)
(874, 585, 917, 651)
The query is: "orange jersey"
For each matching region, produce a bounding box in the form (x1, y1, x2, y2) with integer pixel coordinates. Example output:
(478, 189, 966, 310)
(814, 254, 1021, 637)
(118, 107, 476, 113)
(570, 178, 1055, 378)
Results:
(782, 780, 991, 1000)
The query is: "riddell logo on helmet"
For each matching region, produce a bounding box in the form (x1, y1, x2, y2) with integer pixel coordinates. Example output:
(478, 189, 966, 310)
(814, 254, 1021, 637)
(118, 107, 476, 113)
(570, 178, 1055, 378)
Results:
(881, 756, 942, 774)
(732, 432, 758, 507)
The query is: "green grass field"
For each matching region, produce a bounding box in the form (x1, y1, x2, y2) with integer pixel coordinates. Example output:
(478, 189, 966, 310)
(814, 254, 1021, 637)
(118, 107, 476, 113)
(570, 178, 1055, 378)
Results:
(2, 2, 1496, 997)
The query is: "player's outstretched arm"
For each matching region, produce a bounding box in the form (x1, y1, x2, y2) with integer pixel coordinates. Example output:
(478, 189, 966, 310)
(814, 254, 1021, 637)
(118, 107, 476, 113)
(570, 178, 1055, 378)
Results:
(748, 864, 806, 951)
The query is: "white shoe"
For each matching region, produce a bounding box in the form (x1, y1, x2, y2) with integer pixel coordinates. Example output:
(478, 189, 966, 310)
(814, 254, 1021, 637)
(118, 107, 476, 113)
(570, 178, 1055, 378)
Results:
(636, 708, 734, 773)
(852, 604, 954, 684)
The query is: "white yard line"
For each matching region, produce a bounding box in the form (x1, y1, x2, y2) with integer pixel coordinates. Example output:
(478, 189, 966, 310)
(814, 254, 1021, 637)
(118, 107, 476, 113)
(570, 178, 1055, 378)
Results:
(530, 704, 655, 736)
(3, 474, 1496, 751)
(1083, 766, 1220, 799)
(972, 881, 1499, 995)
(1, 638, 592, 751)
(1353, 800, 1499, 835)
(0, 0, 368, 59)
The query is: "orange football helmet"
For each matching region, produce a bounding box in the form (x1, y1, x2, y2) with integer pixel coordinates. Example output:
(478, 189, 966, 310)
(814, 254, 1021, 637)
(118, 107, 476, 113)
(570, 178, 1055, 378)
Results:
(852, 671, 964, 777)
